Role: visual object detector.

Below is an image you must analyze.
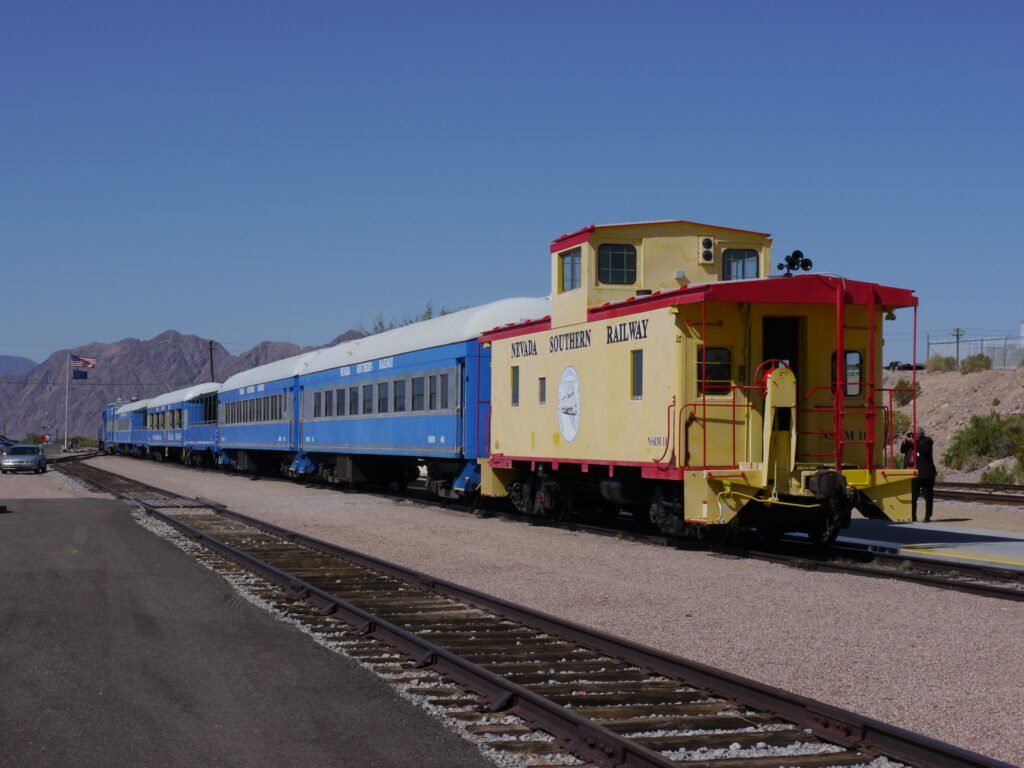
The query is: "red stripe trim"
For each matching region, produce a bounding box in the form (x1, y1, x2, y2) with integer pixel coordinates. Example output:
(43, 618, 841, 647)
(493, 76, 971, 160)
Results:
(588, 275, 917, 322)
(488, 453, 685, 481)
(480, 316, 552, 342)
(550, 219, 772, 253)
(550, 227, 596, 253)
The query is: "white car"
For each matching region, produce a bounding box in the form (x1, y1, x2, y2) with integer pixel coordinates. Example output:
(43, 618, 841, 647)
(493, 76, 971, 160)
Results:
(0, 445, 48, 474)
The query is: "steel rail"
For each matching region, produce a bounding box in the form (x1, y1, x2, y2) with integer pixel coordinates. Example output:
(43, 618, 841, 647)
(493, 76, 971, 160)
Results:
(62, 461, 1024, 601)
(189, 497, 1008, 768)
(142, 500, 682, 768)
(720, 544, 1024, 602)
(934, 482, 1024, 506)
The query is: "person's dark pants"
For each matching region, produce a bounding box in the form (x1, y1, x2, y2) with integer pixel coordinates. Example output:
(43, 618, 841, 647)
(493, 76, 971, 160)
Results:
(911, 476, 935, 521)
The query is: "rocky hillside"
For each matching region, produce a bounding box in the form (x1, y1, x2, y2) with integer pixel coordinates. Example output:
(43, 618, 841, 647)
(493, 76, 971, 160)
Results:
(885, 368, 1024, 480)
(0, 329, 361, 441)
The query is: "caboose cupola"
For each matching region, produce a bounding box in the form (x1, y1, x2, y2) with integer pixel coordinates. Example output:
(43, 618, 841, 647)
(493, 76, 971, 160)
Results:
(548, 219, 774, 328)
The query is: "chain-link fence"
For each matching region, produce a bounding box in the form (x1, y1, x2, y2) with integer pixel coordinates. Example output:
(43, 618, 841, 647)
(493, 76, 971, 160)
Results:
(927, 336, 1024, 369)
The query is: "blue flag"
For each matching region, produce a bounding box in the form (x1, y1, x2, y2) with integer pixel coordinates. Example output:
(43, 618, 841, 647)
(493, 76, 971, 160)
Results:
(72, 370, 87, 380)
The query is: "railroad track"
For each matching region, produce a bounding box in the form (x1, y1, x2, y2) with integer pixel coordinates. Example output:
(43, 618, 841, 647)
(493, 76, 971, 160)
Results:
(62, 455, 1024, 602)
(58, 461, 1010, 768)
(721, 540, 1024, 603)
(934, 482, 1024, 506)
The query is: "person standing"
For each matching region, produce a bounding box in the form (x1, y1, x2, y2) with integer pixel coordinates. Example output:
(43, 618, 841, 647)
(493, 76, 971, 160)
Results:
(901, 427, 937, 522)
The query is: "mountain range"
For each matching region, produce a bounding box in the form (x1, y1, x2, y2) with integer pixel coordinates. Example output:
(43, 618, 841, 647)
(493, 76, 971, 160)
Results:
(0, 330, 362, 441)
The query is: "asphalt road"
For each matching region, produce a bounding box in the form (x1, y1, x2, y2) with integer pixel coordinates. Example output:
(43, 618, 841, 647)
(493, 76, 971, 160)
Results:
(0, 498, 495, 768)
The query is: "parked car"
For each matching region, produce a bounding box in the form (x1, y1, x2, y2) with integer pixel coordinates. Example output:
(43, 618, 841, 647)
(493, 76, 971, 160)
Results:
(0, 445, 48, 474)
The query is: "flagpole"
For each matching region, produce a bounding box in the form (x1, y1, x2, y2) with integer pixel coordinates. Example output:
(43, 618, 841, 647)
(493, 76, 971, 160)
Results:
(64, 353, 70, 452)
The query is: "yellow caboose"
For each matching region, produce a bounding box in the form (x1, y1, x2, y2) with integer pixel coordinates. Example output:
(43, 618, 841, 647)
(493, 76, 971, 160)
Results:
(481, 219, 917, 543)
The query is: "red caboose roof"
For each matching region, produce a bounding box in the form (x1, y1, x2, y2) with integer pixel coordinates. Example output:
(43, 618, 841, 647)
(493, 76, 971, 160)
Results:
(550, 219, 772, 253)
(480, 275, 917, 341)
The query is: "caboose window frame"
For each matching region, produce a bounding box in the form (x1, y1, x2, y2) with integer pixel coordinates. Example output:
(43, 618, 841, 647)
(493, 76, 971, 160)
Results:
(697, 346, 732, 396)
(597, 244, 637, 285)
(630, 350, 643, 400)
(722, 248, 759, 281)
(831, 350, 863, 398)
(559, 247, 582, 293)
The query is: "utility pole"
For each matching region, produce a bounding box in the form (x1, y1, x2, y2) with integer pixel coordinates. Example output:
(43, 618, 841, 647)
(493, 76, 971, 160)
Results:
(208, 339, 216, 382)
(953, 327, 965, 364)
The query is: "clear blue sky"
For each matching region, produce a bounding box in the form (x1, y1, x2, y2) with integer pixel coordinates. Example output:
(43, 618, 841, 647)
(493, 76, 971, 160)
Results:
(2, 0, 1021, 363)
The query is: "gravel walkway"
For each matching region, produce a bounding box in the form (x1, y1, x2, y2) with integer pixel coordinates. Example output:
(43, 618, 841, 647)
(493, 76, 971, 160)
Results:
(83, 456, 1024, 764)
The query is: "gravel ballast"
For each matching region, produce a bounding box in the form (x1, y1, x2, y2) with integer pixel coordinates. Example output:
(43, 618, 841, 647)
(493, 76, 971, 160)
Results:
(84, 456, 1024, 764)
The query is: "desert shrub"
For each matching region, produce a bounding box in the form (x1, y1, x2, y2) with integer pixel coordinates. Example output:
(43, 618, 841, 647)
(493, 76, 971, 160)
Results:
(992, 397, 1001, 406)
(959, 353, 992, 374)
(890, 411, 911, 439)
(980, 464, 1019, 485)
(892, 378, 921, 407)
(943, 412, 1024, 470)
(926, 355, 957, 372)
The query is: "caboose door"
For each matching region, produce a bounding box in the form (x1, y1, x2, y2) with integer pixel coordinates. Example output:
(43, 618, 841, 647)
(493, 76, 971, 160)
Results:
(762, 317, 801, 383)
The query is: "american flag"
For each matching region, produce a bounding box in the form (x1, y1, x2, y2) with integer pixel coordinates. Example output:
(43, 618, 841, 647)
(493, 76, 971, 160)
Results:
(70, 355, 97, 369)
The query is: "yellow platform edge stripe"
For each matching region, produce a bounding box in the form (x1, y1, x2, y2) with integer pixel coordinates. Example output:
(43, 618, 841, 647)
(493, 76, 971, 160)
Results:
(900, 544, 1024, 567)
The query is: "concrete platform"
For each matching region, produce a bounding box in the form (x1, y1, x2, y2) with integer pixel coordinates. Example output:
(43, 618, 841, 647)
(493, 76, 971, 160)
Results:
(0, 498, 495, 768)
(839, 518, 1024, 570)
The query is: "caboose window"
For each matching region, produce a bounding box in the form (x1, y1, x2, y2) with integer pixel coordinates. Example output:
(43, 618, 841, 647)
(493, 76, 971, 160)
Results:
(698, 347, 732, 395)
(336, 389, 345, 417)
(362, 384, 374, 414)
(559, 248, 581, 293)
(349, 386, 359, 415)
(428, 375, 437, 410)
(722, 249, 759, 280)
(538, 376, 546, 404)
(440, 374, 450, 409)
(598, 244, 637, 285)
(377, 382, 389, 413)
(831, 351, 863, 397)
(313, 392, 321, 418)
(412, 377, 425, 411)
(394, 380, 406, 412)
(630, 350, 643, 400)
(511, 366, 520, 406)
(324, 389, 333, 418)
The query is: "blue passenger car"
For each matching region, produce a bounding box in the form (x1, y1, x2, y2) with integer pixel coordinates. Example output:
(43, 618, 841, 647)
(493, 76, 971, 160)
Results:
(111, 399, 150, 455)
(216, 352, 314, 473)
(144, 383, 220, 464)
(218, 297, 549, 493)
